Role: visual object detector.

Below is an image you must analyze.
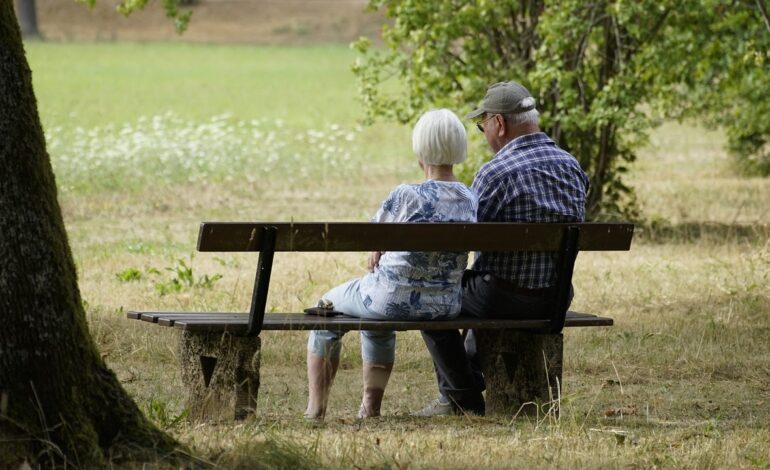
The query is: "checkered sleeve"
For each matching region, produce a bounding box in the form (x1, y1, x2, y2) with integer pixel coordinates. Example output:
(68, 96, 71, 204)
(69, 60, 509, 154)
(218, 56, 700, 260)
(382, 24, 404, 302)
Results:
(471, 169, 502, 222)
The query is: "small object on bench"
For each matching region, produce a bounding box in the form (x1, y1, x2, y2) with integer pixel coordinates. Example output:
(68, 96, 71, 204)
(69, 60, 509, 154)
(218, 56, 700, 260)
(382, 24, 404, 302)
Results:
(304, 298, 342, 317)
(127, 222, 634, 420)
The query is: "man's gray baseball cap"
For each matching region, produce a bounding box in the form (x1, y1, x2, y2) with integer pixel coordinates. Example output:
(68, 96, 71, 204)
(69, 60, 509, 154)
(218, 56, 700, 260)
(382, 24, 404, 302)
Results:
(465, 81, 536, 119)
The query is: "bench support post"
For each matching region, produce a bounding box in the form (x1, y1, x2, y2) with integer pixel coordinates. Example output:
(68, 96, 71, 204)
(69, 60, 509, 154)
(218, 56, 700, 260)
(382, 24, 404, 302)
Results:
(475, 329, 563, 417)
(549, 225, 580, 334)
(247, 225, 277, 337)
(179, 331, 261, 421)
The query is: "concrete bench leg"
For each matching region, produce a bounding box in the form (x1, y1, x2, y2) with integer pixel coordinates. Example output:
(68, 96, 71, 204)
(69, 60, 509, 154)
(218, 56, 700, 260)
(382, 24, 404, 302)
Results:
(179, 331, 261, 421)
(475, 329, 563, 417)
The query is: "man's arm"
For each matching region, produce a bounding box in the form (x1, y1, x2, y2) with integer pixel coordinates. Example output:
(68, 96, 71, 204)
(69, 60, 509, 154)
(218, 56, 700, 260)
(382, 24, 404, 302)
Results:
(471, 170, 502, 222)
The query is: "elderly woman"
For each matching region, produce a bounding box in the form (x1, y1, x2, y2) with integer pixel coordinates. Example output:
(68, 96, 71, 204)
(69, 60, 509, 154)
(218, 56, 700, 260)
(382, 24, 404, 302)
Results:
(305, 109, 478, 420)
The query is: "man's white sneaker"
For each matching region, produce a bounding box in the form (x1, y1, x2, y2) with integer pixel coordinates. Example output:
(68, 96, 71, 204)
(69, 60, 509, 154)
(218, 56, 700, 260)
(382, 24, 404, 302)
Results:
(412, 398, 457, 417)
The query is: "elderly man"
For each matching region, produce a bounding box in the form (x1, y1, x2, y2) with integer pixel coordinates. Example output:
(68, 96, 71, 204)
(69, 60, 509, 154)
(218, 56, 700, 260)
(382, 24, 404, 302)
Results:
(415, 81, 589, 416)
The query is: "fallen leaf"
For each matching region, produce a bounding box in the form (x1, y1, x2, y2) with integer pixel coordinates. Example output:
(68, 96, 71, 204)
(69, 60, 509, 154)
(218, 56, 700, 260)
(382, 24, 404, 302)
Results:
(604, 405, 637, 417)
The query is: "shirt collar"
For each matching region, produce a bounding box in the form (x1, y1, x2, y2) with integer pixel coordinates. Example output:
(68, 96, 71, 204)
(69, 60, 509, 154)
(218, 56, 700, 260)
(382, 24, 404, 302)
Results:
(496, 132, 554, 156)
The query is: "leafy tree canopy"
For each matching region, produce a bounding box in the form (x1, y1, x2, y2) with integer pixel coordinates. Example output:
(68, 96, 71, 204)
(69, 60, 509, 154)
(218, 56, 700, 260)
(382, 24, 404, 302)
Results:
(353, 0, 770, 219)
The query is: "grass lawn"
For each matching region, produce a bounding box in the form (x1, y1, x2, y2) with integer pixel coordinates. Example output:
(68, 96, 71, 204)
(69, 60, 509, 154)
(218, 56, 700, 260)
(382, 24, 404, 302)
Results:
(26, 41, 770, 468)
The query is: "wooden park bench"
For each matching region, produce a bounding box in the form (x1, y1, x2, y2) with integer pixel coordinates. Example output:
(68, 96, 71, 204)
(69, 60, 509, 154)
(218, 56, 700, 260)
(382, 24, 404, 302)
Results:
(127, 222, 634, 420)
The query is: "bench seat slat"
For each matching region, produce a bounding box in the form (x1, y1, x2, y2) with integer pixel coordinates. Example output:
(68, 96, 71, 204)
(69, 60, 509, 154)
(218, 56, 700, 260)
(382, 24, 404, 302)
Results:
(138, 312, 245, 323)
(127, 310, 612, 333)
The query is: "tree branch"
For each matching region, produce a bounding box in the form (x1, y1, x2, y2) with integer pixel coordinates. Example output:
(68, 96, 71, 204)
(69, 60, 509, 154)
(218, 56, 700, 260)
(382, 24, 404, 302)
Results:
(612, 14, 625, 71)
(447, 50, 467, 67)
(487, 28, 511, 70)
(633, 8, 670, 52)
(442, 53, 465, 92)
(571, 9, 605, 71)
(757, 0, 770, 36)
(509, 2, 521, 40)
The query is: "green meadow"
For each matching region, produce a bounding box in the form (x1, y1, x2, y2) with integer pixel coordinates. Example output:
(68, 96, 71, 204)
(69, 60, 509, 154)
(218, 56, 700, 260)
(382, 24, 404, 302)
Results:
(26, 41, 770, 468)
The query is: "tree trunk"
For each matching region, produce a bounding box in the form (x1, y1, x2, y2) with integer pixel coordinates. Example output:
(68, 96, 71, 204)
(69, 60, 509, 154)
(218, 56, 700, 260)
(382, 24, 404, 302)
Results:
(13, 0, 38, 38)
(0, 3, 181, 467)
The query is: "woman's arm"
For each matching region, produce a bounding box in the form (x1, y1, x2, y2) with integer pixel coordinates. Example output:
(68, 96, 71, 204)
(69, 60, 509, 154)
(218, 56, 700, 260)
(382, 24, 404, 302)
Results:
(367, 185, 410, 271)
(367, 251, 384, 272)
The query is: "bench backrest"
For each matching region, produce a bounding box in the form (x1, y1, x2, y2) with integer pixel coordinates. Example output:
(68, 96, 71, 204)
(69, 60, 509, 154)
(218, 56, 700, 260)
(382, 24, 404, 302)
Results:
(198, 222, 634, 252)
(197, 222, 634, 336)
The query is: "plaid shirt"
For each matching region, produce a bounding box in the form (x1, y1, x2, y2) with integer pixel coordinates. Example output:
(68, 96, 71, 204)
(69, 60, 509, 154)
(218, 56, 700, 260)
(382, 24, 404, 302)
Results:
(471, 132, 588, 289)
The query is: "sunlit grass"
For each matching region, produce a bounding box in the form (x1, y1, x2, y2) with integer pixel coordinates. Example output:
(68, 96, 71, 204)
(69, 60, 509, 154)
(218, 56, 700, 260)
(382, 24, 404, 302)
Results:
(28, 41, 415, 194)
(27, 42, 367, 126)
(47, 112, 361, 193)
(25, 41, 770, 468)
(634, 121, 769, 225)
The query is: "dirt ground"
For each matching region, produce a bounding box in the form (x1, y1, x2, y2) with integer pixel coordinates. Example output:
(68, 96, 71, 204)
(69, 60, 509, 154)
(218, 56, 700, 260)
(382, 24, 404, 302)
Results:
(33, 0, 385, 44)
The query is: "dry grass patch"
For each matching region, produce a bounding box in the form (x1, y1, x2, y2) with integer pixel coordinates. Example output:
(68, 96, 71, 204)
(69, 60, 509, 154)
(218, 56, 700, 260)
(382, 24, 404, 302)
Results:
(88, 232, 770, 468)
(75, 137, 768, 466)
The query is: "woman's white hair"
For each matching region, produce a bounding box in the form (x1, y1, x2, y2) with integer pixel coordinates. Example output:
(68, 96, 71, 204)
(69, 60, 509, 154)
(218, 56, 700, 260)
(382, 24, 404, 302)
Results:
(412, 108, 467, 165)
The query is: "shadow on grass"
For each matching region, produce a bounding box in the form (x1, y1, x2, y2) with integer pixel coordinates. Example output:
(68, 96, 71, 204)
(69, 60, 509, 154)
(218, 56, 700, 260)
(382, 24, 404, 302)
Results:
(636, 221, 769, 244)
(213, 438, 322, 470)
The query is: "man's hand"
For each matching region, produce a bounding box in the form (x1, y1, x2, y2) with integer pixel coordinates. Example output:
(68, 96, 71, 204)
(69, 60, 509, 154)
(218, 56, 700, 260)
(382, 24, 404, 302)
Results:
(367, 251, 384, 272)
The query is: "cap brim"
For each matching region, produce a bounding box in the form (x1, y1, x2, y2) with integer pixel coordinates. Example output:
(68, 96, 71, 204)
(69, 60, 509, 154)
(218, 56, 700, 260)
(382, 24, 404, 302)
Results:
(465, 108, 485, 120)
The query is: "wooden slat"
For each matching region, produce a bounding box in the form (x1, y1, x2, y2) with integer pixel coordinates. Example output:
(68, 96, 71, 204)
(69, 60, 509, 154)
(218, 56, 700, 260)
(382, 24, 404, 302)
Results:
(129, 312, 245, 325)
(156, 315, 246, 327)
(197, 222, 634, 253)
(128, 311, 613, 333)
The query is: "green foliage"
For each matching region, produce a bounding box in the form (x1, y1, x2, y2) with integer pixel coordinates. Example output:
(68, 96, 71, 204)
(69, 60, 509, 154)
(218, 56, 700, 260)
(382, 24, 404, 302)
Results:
(118, 262, 224, 294)
(154, 256, 222, 296)
(115, 267, 143, 282)
(353, 0, 770, 218)
(143, 398, 189, 429)
(646, 2, 770, 177)
(116, 262, 223, 294)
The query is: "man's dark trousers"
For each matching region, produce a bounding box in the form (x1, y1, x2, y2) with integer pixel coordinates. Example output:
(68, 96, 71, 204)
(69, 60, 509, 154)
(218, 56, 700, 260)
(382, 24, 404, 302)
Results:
(421, 270, 560, 414)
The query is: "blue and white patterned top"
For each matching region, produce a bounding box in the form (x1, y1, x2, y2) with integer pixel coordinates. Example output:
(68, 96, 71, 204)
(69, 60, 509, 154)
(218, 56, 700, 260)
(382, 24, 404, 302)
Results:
(471, 132, 588, 288)
(358, 180, 478, 320)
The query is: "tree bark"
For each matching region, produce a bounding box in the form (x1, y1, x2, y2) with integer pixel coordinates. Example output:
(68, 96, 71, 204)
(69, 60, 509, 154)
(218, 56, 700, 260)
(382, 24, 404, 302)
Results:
(13, 0, 38, 38)
(0, 3, 181, 467)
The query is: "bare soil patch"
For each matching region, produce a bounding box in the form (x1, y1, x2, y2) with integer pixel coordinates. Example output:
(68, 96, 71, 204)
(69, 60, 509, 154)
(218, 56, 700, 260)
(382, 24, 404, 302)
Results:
(35, 0, 385, 44)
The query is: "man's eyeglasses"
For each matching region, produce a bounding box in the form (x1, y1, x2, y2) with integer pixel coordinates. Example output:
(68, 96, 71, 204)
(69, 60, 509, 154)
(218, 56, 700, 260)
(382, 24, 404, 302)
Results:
(475, 114, 497, 133)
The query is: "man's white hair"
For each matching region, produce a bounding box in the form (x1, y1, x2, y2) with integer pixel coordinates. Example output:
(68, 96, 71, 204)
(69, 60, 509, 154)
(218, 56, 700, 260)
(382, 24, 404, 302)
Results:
(412, 108, 467, 165)
(504, 97, 540, 126)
